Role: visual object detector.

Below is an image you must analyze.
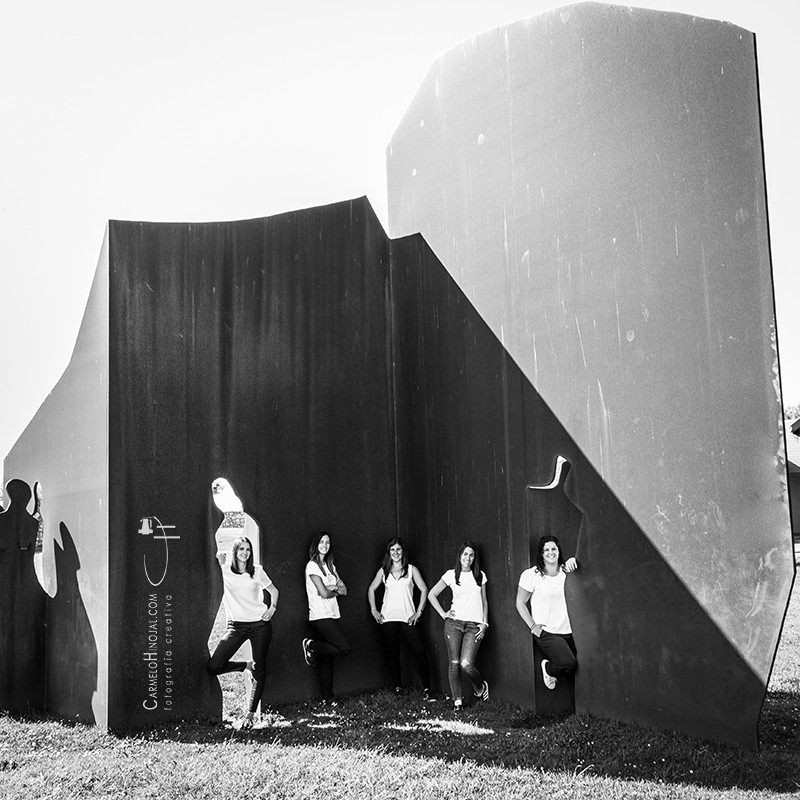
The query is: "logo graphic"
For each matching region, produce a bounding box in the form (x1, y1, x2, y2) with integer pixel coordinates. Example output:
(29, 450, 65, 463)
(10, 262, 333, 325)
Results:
(139, 516, 179, 587)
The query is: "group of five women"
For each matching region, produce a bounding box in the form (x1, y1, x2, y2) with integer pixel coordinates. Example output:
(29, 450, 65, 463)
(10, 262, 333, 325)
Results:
(208, 532, 579, 726)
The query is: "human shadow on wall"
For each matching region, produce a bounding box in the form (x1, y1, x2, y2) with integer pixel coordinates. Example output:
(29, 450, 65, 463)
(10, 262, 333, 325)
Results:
(0, 478, 46, 713)
(47, 522, 98, 722)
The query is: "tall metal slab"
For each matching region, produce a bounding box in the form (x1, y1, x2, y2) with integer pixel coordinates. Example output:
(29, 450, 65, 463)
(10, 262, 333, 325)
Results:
(3, 238, 110, 724)
(106, 199, 397, 727)
(390, 233, 765, 746)
(388, 2, 793, 746)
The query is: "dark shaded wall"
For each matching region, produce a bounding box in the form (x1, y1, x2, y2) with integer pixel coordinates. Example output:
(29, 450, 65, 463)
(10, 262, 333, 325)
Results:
(107, 199, 398, 728)
(388, 2, 793, 743)
(3, 240, 109, 725)
(390, 234, 765, 747)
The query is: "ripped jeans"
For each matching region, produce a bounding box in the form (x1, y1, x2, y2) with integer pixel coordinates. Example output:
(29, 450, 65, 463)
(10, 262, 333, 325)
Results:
(443, 618, 485, 700)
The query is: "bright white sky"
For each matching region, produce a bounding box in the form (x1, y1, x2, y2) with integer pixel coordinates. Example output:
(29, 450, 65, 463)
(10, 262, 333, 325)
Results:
(1, 1, 797, 465)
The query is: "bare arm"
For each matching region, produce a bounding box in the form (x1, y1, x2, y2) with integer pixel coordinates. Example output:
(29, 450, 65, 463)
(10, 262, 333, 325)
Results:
(475, 583, 489, 641)
(367, 569, 384, 623)
(515, 585, 534, 627)
(427, 578, 450, 620)
(262, 583, 279, 621)
(516, 584, 544, 637)
(310, 573, 339, 599)
(408, 566, 428, 624)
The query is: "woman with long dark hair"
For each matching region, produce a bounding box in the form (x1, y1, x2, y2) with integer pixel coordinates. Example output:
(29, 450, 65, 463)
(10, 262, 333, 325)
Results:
(208, 536, 279, 729)
(302, 531, 350, 703)
(515, 535, 578, 690)
(366, 537, 432, 698)
(428, 542, 490, 710)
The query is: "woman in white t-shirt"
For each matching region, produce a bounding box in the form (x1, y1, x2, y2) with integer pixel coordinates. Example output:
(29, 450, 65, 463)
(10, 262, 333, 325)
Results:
(366, 537, 432, 698)
(515, 535, 579, 691)
(302, 531, 350, 702)
(428, 542, 490, 710)
(207, 536, 279, 729)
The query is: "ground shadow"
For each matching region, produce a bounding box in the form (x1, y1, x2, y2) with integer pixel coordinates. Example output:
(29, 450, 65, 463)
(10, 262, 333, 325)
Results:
(105, 683, 800, 793)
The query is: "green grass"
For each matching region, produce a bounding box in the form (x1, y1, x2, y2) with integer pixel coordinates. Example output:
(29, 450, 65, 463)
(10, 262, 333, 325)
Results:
(1, 584, 798, 799)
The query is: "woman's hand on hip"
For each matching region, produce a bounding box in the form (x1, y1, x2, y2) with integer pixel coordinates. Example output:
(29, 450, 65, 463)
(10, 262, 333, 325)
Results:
(530, 623, 543, 638)
(261, 607, 276, 622)
(475, 622, 488, 641)
(407, 610, 422, 625)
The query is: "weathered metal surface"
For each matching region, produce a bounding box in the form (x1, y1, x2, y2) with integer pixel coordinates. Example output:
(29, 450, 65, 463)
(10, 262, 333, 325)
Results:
(3, 240, 109, 724)
(106, 199, 397, 727)
(387, 3, 793, 746)
(390, 231, 765, 745)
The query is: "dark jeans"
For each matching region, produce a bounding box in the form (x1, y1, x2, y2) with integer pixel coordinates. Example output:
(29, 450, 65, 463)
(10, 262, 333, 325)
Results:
(379, 621, 431, 691)
(309, 618, 351, 700)
(443, 618, 484, 700)
(536, 631, 577, 677)
(208, 619, 272, 713)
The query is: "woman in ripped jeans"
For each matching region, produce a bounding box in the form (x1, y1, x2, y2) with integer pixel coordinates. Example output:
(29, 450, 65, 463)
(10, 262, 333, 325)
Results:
(428, 542, 490, 710)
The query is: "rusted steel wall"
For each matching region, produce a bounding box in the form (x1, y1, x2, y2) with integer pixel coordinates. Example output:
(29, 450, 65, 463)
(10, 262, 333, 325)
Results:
(387, 3, 793, 747)
(107, 198, 397, 728)
(390, 232, 764, 743)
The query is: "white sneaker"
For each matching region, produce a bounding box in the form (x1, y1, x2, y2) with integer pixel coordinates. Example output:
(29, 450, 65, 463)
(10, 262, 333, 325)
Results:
(541, 660, 557, 690)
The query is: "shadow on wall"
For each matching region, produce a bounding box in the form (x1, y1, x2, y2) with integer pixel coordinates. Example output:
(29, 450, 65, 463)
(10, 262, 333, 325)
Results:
(0, 479, 46, 713)
(390, 232, 775, 748)
(47, 522, 98, 723)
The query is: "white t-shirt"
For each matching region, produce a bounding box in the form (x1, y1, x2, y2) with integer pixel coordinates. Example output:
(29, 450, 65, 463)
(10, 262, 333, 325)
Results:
(441, 569, 486, 623)
(221, 564, 273, 622)
(306, 560, 341, 621)
(519, 567, 571, 634)
(381, 567, 416, 622)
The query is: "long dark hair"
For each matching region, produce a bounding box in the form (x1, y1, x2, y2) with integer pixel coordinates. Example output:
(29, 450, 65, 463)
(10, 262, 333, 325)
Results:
(535, 535, 565, 574)
(309, 530, 335, 574)
(381, 536, 409, 579)
(230, 536, 255, 578)
(454, 541, 482, 586)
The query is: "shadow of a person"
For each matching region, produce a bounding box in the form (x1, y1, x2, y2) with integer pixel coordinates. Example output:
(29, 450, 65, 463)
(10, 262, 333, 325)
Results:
(0, 478, 46, 712)
(47, 522, 98, 722)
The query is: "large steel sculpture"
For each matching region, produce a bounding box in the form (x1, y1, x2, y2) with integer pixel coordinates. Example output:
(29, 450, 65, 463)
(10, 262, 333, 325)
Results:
(1, 3, 792, 748)
(388, 2, 794, 746)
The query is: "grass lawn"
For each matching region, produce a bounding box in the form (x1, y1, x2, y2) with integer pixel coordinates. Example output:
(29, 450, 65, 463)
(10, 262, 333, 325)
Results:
(1, 584, 798, 799)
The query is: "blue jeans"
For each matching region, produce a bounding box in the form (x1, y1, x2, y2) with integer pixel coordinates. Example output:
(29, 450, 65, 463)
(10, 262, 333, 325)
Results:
(208, 620, 272, 713)
(443, 618, 484, 700)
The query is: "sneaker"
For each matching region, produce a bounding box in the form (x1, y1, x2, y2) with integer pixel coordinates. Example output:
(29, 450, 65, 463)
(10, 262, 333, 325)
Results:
(422, 688, 436, 703)
(541, 660, 557, 690)
(302, 638, 317, 667)
(240, 712, 255, 730)
(453, 698, 463, 711)
(474, 681, 490, 701)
